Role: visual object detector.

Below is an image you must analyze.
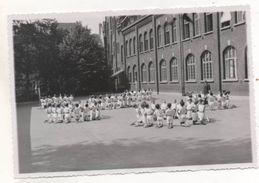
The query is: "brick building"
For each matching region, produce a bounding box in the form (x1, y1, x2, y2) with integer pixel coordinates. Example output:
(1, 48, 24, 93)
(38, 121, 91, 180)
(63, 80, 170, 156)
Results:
(101, 12, 249, 95)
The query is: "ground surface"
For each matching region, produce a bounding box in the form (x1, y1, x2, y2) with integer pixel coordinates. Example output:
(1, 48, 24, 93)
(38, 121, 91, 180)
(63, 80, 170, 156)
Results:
(16, 93, 253, 173)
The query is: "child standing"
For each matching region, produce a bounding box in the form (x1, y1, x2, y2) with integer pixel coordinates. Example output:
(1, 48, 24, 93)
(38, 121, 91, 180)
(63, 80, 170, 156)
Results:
(154, 104, 163, 128)
(165, 103, 175, 129)
(198, 99, 206, 125)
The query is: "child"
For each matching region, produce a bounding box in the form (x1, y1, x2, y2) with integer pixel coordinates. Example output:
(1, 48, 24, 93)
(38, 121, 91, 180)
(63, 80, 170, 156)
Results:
(186, 98, 193, 120)
(198, 99, 206, 125)
(51, 104, 57, 123)
(83, 103, 90, 121)
(130, 104, 144, 127)
(146, 103, 154, 127)
(46, 103, 52, 123)
(161, 100, 167, 117)
(178, 100, 189, 127)
(74, 103, 81, 122)
(165, 103, 175, 129)
(64, 103, 71, 123)
(191, 100, 199, 125)
(208, 92, 216, 110)
(56, 104, 63, 123)
(154, 104, 163, 128)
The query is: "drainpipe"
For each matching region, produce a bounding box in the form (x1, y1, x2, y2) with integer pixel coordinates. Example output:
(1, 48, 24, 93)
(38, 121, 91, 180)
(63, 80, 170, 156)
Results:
(178, 14, 185, 96)
(153, 15, 159, 95)
(136, 26, 141, 91)
(217, 12, 222, 93)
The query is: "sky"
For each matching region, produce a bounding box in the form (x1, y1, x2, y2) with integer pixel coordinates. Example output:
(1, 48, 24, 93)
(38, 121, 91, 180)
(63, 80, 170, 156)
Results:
(54, 13, 106, 34)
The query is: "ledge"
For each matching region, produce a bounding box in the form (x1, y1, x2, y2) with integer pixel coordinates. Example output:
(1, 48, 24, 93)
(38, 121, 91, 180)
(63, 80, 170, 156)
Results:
(222, 79, 239, 82)
(160, 81, 168, 84)
(200, 80, 214, 83)
(234, 22, 246, 27)
(185, 80, 197, 83)
(192, 34, 201, 39)
(204, 31, 213, 36)
(243, 78, 249, 82)
(169, 80, 179, 84)
(221, 26, 231, 31)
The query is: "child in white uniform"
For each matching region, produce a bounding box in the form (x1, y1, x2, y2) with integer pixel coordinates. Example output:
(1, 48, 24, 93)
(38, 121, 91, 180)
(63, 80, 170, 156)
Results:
(165, 103, 175, 129)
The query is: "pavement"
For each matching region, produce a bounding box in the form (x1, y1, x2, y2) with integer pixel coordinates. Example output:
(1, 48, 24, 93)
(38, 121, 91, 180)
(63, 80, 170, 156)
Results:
(16, 93, 253, 173)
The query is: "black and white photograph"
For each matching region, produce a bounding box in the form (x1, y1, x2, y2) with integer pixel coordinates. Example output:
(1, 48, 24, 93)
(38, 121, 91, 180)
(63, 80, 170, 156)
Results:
(9, 7, 257, 177)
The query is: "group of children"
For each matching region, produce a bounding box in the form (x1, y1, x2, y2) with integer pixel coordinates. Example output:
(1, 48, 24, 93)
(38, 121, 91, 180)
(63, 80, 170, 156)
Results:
(40, 89, 154, 123)
(131, 90, 233, 129)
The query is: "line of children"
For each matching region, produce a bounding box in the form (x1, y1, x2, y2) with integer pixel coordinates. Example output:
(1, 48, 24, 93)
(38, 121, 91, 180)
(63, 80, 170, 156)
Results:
(131, 97, 209, 129)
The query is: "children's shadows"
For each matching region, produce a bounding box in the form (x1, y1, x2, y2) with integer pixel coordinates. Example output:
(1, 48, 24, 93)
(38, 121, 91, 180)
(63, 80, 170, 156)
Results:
(29, 137, 252, 173)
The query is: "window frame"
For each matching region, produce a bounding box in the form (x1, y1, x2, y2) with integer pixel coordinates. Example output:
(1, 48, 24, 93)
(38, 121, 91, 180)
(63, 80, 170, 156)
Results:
(186, 54, 196, 81)
(223, 46, 238, 80)
(170, 57, 178, 82)
(160, 60, 167, 82)
(201, 50, 213, 81)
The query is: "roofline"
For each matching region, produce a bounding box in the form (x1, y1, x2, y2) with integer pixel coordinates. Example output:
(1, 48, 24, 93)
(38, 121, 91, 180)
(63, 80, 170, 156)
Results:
(121, 15, 152, 33)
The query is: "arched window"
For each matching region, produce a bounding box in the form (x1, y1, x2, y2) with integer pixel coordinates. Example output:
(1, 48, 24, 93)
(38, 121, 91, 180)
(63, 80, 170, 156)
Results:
(245, 46, 248, 79)
(170, 57, 178, 81)
(172, 19, 177, 43)
(125, 40, 128, 57)
(144, 32, 148, 51)
(127, 66, 131, 83)
(186, 54, 196, 81)
(149, 29, 154, 50)
(133, 37, 136, 55)
(160, 60, 167, 81)
(139, 34, 143, 53)
(201, 51, 213, 80)
(129, 39, 132, 56)
(164, 22, 170, 45)
(157, 25, 162, 47)
(148, 62, 155, 82)
(141, 63, 147, 82)
(133, 65, 138, 83)
(223, 46, 237, 80)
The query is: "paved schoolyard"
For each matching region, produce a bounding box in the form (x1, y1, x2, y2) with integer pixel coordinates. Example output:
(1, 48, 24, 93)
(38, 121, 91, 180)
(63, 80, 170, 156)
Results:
(17, 93, 253, 173)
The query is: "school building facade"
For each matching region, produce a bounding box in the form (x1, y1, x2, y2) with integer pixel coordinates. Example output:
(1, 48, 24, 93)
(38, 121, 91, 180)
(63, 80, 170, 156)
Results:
(101, 12, 249, 95)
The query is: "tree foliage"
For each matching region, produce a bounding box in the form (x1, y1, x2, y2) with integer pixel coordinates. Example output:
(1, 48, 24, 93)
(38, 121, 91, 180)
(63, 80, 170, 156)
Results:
(13, 19, 109, 102)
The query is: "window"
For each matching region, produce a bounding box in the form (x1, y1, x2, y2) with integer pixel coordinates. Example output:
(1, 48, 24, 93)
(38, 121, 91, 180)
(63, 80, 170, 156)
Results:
(148, 62, 155, 82)
(193, 13, 200, 36)
(129, 39, 132, 56)
(186, 54, 196, 81)
(201, 51, 213, 80)
(221, 12, 231, 28)
(234, 11, 246, 24)
(125, 40, 128, 57)
(223, 46, 237, 80)
(170, 57, 178, 81)
(141, 63, 147, 82)
(204, 13, 213, 32)
(157, 25, 162, 47)
(121, 45, 123, 63)
(160, 60, 167, 81)
(144, 32, 148, 51)
(127, 66, 131, 82)
(172, 20, 177, 43)
(139, 34, 143, 53)
(133, 65, 138, 82)
(133, 37, 136, 55)
(245, 46, 248, 79)
(164, 23, 170, 45)
(183, 19, 190, 39)
(149, 29, 154, 50)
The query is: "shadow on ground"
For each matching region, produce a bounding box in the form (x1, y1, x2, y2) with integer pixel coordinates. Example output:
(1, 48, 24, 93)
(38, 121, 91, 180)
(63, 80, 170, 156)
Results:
(30, 137, 252, 173)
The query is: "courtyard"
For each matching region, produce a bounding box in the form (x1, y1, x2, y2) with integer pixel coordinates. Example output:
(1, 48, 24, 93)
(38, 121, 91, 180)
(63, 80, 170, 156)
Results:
(16, 93, 253, 173)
